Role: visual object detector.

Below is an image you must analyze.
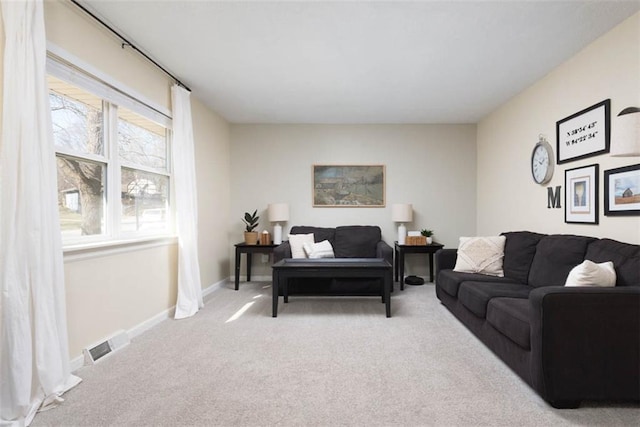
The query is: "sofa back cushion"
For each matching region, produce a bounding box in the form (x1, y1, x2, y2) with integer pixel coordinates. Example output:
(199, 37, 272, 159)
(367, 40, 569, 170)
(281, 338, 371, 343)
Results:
(333, 225, 381, 258)
(501, 231, 546, 284)
(585, 239, 640, 286)
(289, 226, 335, 245)
(528, 234, 597, 288)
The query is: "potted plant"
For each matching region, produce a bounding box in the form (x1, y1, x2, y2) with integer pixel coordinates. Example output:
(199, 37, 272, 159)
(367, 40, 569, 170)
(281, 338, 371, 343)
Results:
(242, 210, 260, 245)
(420, 229, 434, 245)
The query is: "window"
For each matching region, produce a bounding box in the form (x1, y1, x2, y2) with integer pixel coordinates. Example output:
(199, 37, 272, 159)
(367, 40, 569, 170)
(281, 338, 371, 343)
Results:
(48, 56, 172, 245)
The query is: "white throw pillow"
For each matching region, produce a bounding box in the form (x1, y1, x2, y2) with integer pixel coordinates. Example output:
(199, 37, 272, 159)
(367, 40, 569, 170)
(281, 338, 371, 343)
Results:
(303, 240, 335, 259)
(565, 260, 616, 287)
(288, 233, 315, 259)
(453, 236, 506, 277)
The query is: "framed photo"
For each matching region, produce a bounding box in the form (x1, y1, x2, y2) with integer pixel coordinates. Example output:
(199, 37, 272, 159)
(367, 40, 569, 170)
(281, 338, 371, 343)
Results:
(556, 99, 610, 164)
(313, 165, 385, 207)
(604, 164, 640, 216)
(565, 164, 599, 224)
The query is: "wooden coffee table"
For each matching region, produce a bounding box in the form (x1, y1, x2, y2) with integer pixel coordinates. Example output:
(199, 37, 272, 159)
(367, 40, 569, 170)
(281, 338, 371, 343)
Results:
(271, 258, 392, 318)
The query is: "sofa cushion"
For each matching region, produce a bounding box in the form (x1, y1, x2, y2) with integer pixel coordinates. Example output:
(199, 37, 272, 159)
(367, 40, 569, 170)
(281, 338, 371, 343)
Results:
(585, 239, 640, 287)
(458, 281, 531, 318)
(487, 298, 531, 350)
(289, 226, 336, 245)
(437, 270, 520, 298)
(333, 226, 381, 258)
(453, 236, 506, 276)
(565, 260, 616, 287)
(528, 235, 597, 288)
(501, 231, 546, 284)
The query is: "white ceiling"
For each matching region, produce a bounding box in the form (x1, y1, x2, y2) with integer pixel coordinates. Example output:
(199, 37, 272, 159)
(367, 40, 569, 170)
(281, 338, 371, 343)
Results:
(80, 0, 640, 124)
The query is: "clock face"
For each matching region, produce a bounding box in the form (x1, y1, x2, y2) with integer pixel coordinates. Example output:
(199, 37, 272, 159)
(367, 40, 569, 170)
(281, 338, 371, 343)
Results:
(531, 143, 552, 184)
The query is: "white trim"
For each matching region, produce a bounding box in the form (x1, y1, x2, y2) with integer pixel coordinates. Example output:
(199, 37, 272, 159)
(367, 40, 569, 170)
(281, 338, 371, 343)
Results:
(63, 235, 178, 262)
(232, 275, 273, 282)
(202, 278, 228, 299)
(48, 54, 171, 129)
(55, 147, 108, 164)
(47, 41, 172, 120)
(69, 278, 230, 373)
(120, 160, 171, 177)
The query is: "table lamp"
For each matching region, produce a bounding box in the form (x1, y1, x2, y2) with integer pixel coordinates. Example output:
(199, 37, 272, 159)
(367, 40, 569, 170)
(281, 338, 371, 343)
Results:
(392, 203, 412, 245)
(268, 203, 289, 245)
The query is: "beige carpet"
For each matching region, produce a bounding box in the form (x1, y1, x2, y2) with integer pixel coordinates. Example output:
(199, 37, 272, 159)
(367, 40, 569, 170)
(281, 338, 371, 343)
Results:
(32, 281, 639, 426)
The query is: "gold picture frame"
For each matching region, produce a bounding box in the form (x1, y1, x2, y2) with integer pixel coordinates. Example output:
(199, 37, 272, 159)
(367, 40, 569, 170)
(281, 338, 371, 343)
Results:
(313, 165, 385, 207)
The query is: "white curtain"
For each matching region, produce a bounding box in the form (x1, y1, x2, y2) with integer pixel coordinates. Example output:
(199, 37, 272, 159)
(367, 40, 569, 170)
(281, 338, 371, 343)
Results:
(0, 1, 81, 425)
(171, 85, 204, 319)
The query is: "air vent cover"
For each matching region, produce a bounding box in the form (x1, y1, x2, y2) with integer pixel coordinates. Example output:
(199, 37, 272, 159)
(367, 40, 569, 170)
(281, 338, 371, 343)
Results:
(83, 330, 130, 365)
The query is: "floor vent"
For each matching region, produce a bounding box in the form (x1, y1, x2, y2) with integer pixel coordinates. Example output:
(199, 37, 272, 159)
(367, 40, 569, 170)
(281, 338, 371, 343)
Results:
(83, 330, 130, 365)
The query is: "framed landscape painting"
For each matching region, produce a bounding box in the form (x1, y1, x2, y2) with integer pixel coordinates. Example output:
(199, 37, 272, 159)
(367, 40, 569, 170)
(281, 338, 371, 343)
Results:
(313, 165, 385, 207)
(604, 164, 640, 216)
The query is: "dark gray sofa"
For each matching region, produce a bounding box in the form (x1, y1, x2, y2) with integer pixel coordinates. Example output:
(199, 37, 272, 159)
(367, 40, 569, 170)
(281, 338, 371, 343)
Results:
(273, 225, 393, 295)
(435, 231, 640, 408)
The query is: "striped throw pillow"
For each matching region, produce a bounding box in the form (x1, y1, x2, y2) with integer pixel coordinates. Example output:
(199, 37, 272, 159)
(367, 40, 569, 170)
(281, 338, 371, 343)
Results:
(303, 240, 335, 259)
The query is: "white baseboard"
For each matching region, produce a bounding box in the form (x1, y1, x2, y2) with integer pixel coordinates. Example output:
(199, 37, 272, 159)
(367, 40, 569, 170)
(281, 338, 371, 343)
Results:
(70, 354, 85, 372)
(231, 275, 272, 282)
(70, 277, 230, 372)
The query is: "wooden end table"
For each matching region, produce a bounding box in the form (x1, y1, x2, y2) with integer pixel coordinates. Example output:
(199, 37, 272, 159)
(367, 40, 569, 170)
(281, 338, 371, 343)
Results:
(394, 241, 444, 290)
(234, 242, 278, 290)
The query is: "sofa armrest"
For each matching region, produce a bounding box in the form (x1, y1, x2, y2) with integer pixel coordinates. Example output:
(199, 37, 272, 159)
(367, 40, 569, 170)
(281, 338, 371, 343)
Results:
(273, 242, 292, 263)
(376, 240, 393, 264)
(435, 249, 457, 279)
(528, 286, 640, 406)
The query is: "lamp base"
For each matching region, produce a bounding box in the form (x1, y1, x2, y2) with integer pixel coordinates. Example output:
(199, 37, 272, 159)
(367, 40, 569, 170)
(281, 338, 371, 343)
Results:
(398, 223, 407, 245)
(273, 223, 283, 245)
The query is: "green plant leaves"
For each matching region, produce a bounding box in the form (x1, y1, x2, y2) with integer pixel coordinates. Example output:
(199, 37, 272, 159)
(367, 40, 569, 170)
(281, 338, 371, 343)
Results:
(242, 209, 259, 231)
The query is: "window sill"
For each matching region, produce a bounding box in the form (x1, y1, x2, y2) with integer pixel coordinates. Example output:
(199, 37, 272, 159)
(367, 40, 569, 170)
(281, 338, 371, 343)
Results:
(63, 235, 178, 262)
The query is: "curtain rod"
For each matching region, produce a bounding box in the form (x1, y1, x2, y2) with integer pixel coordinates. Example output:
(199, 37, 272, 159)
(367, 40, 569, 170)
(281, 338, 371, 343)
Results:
(70, 0, 191, 92)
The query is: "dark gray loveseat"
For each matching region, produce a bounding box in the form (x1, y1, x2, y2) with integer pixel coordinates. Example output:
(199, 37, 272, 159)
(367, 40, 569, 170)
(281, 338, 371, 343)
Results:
(435, 231, 640, 408)
(273, 225, 393, 295)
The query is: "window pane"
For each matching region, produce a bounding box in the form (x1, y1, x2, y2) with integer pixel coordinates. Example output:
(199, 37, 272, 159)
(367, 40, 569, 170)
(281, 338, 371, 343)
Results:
(57, 156, 105, 237)
(121, 168, 169, 233)
(49, 76, 104, 156)
(118, 107, 167, 170)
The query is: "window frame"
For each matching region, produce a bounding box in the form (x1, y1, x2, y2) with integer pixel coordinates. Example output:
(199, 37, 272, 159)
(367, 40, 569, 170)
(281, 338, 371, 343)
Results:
(47, 52, 175, 248)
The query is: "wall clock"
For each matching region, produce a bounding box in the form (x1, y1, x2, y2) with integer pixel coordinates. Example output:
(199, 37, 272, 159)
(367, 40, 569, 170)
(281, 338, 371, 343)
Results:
(531, 136, 554, 185)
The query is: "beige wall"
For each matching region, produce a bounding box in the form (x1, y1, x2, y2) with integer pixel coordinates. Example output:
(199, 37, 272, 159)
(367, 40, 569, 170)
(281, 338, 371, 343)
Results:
(64, 245, 178, 354)
(42, 1, 231, 358)
(193, 96, 232, 284)
(44, 0, 169, 110)
(477, 12, 640, 244)
(230, 124, 477, 278)
(0, 5, 4, 333)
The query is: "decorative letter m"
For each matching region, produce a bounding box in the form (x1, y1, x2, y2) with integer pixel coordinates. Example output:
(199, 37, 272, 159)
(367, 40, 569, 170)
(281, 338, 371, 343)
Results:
(547, 186, 561, 209)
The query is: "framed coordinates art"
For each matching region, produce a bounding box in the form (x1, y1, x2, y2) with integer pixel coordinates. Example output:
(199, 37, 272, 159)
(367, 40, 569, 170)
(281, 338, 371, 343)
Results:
(313, 165, 385, 207)
(604, 164, 640, 216)
(556, 99, 610, 164)
(565, 164, 599, 224)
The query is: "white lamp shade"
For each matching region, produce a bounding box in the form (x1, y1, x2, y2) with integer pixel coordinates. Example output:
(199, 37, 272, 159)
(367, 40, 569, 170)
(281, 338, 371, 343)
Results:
(268, 203, 289, 222)
(611, 107, 640, 157)
(392, 203, 413, 222)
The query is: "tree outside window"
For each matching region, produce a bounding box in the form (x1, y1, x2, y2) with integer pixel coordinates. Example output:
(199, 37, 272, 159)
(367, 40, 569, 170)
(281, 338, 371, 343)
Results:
(48, 74, 171, 242)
